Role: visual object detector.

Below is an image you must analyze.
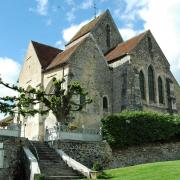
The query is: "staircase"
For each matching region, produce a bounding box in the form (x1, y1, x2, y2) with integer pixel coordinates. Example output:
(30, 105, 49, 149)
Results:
(32, 141, 83, 180)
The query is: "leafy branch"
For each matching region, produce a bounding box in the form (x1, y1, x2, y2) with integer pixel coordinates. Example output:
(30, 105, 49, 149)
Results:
(0, 77, 92, 125)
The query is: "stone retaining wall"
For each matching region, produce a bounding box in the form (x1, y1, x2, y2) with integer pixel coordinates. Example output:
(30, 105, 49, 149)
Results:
(49, 140, 112, 168)
(49, 140, 180, 170)
(110, 142, 180, 168)
(0, 136, 27, 180)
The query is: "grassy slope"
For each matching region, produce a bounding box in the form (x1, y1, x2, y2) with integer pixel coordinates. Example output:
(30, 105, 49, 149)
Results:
(99, 160, 180, 180)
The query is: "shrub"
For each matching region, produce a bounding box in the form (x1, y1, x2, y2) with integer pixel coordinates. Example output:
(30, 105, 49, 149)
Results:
(92, 162, 103, 171)
(101, 111, 180, 148)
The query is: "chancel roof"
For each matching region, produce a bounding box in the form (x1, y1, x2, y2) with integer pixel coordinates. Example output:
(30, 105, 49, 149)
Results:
(105, 31, 148, 63)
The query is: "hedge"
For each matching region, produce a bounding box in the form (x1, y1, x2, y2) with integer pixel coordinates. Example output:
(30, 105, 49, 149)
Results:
(101, 111, 180, 148)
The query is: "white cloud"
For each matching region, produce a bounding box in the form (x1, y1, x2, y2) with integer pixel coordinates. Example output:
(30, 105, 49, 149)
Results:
(116, 0, 180, 83)
(0, 57, 21, 120)
(124, 0, 147, 12)
(136, 0, 180, 83)
(0, 57, 20, 96)
(66, 8, 76, 22)
(66, 0, 75, 6)
(62, 20, 90, 42)
(54, 40, 64, 50)
(80, 0, 93, 10)
(119, 28, 139, 41)
(30, 0, 48, 16)
(36, 0, 48, 15)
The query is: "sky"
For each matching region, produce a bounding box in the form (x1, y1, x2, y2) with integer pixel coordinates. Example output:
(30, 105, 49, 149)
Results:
(0, 0, 180, 119)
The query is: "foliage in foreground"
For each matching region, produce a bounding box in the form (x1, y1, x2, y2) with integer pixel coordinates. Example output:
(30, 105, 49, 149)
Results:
(0, 77, 91, 124)
(101, 111, 180, 148)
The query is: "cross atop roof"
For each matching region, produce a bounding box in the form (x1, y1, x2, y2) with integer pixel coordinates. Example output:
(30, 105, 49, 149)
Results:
(93, 0, 97, 18)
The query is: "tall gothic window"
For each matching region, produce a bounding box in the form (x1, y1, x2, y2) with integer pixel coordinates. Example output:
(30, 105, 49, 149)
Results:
(158, 77, 164, 104)
(106, 24, 111, 48)
(103, 96, 108, 111)
(148, 65, 155, 102)
(139, 71, 146, 100)
(80, 95, 86, 105)
(148, 36, 153, 58)
(148, 37, 152, 51)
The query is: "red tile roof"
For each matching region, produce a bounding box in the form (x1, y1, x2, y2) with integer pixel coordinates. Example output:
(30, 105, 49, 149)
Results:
(106, 31, 148, 63)
(31, 41, 62, 69)
(45, 41, 82, 71)
(67, 11, 105, 45)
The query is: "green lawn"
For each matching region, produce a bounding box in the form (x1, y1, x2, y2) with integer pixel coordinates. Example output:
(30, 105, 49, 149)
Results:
(93, 160, 180, 180)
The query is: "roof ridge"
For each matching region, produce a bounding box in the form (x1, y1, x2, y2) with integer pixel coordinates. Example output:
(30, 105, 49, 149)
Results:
(31, 40, 62, 51)
(66, 10, 107, 45)
(45, 37, 86, 71)
(119, 30, 148, 46)
(106, 30, 149, 62)
(31, 40, 62, 69)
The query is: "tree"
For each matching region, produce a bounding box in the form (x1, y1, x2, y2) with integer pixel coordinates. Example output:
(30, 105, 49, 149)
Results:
(0, 77, 92, 125)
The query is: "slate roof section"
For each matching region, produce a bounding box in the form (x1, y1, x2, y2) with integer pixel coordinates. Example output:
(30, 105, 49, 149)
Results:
(31, 41, 62, 69)
(46, 41, 82, 71)
(67, 11, 106, 45)
(105, 31, 148, 63)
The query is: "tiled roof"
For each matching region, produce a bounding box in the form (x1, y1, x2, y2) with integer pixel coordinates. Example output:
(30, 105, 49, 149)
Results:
(67, 11, 105, 45)
(31, 41, 62, 69)
(106, 31, 148, 63)
(45, 41, 82, 71)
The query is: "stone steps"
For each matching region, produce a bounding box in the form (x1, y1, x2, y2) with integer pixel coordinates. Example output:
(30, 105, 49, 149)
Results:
(31, 141, 83, 179)
(44, 175, 82, 180)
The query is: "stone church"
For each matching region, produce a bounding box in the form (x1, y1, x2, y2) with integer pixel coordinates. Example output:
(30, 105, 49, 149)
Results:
(18, 10, 180, 140)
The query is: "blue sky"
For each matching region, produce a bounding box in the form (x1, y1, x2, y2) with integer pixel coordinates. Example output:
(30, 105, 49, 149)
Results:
(0, 0, 180, 119)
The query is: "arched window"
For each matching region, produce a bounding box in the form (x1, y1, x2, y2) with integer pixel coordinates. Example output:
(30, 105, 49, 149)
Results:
(139, 71, 146, 100)
(106, 24, 111, 48)
(148, 37, 152, 51)
(148, 66, 155, 102)
(158, 77, 164, 104)
(103, 96, 108, 111)
(80, 95, 86, 105)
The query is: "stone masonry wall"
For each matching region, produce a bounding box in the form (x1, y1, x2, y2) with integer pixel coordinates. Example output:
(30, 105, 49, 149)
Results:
(131, 31, 180, 114)
(0, 136, 27, 180)
(112, 63, 142, 113)
(50, 140, 180, 170)
(49, 140, 112, 169)
(68, 35, 113, 129)
(92, 10, 123, 54)
(110, 142, 180, 169)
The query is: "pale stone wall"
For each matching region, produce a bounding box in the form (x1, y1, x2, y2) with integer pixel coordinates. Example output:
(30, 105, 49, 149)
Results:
(68, 35, 112, 129)
(19, 41, 42, 88)
(18, 42, 42, 140)
(42, 65, 69, 130)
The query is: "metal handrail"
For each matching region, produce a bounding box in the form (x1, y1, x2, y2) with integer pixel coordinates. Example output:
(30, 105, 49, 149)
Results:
(57, 126, 101, 134)
(29, 141, 40, 162)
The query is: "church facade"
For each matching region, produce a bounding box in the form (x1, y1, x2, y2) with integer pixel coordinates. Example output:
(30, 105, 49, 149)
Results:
(18, 10, 180, 140)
